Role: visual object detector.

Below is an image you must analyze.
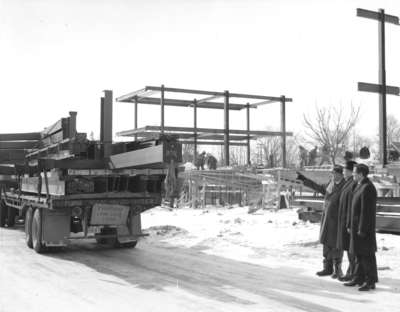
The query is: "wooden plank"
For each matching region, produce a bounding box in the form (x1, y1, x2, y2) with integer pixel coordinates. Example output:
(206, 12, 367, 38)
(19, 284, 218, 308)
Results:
(0, 132, 41, 141)
(358, 82, 399, 95)
(357, 8, 399, 25)
(0, 141, 38, 149)
(110, 145, 166, 169)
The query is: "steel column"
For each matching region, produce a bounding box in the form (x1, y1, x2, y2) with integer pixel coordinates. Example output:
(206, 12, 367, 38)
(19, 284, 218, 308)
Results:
(246, 103, 250, 165)
(280, 95, 287, 168)
(224, 90, 230, 166)
(102, 90, 113, 158)
(134, 95, 138, 141)
(193, 99, 198, 164)
(379, 9, 388, 165)
(160, 84, 165, 134)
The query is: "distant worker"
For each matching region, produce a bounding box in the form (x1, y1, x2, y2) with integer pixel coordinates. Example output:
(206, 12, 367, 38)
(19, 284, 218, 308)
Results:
(344, 164, 378, 291)
(195, 151, 206, 170)
(308, 146, 318, 166)
(206, 154, 217, 170)
(296, 165, 346, 278)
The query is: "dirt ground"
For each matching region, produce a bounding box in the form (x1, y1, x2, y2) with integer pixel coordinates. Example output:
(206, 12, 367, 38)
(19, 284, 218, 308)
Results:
(1, 213, 400, 312)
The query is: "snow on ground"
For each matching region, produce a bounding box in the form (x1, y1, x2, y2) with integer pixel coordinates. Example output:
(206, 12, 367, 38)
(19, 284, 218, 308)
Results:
(142, 206, 400, 280)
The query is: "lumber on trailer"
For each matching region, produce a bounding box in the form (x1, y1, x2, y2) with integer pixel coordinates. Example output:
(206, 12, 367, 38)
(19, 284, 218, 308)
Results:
(110, 145, 165, 169)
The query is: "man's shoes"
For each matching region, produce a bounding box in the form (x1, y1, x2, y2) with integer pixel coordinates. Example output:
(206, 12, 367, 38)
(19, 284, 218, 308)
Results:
(358, 282, 375, 291)
(316, 269, 333, 276)
(338, 274, 352, 282)
(344, 279, 364, 287)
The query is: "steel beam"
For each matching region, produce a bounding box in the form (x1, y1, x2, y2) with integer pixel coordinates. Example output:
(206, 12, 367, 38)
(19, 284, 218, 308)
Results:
(281, 96, 287, 168)
(160, 85, 165, 134)
(134, 96, 138, 141)
(103, 90, 113, 158)
(115, 88, 147, 102)
(179, 140, 247, 146)
(0, 132, 41, 141)
(193, 99, 197, 163)
(224, 90, 230, 166)
(246, 103, 250, 165)
(117, 125, 293, 137)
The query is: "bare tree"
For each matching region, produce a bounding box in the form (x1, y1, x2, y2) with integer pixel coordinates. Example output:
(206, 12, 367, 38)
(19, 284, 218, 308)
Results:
(303, 104, 360, 165)
(387, 114, 400, 146)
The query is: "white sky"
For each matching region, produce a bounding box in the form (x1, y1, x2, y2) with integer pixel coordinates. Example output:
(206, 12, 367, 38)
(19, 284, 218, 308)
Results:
(0, 0, 399, 143)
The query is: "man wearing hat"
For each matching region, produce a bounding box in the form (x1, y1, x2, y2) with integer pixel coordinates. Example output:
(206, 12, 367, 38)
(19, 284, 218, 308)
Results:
(297, 165, 346, 277)
(344, 163, 378, 291)
(336, 160, 358, 281)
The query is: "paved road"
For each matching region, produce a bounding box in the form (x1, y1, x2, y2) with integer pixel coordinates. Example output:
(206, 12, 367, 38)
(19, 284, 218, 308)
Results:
(1, 226, 399, 312)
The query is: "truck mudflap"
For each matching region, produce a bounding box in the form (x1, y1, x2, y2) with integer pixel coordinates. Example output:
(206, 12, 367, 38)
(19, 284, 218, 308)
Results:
(90, 203, 130, 226)
(42, 208, 70, 247)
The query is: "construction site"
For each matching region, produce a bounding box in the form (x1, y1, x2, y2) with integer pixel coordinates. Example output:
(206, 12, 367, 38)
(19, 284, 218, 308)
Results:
(1, 1, 400, 312)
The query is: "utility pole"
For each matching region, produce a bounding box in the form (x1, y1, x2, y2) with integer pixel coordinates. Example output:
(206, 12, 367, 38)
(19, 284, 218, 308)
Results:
(357, 8, 399, 166)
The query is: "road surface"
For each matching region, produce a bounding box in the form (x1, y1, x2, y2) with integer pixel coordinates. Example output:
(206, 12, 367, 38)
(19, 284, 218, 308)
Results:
(1, 226, 399, 312)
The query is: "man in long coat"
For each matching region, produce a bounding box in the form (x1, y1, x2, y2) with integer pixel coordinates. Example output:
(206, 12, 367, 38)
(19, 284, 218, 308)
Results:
(297, 165, 346, 277)
(336, 160, 358, 281)
(344, 164, 378, 291)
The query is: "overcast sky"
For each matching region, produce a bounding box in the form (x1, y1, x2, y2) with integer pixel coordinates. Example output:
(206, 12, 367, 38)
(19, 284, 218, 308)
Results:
(0, 0, 399, 144)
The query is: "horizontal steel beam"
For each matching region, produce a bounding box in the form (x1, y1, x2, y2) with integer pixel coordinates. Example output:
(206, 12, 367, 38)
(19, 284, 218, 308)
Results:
(0, 132, 41, 141)
(357, 8, 399, 25)
(115, 88, 147, 102)
(117, 125, 292, 137)
(145, 86, 220, 97)
(0, 141, 38, 149)
(180, 140, 248, 146)
(119, 96, 246, 110)
(118, 86, 293, 103)
(358, 82, 400, 95)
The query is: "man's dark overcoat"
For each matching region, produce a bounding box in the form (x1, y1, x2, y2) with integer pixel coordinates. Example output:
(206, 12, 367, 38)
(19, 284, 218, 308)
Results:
(348, 177, 377, 256)
(336, 177, 357, 251)
(303, 177, 346, 248)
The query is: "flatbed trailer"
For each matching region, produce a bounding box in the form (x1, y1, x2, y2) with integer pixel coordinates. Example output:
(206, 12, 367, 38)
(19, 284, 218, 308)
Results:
(0, 90, 182, 253)
(0, 169, 167, 253)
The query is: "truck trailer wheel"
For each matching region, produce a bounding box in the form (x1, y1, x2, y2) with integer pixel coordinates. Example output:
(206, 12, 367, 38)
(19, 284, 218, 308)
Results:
(0, 200, 7, 228)
(32, 208, 46, 253)
(6, 206, 16, 227)
(25, 207, 34, 248)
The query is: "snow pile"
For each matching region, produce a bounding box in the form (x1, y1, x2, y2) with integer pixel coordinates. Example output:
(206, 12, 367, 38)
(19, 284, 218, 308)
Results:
(142, 206, 400, 278)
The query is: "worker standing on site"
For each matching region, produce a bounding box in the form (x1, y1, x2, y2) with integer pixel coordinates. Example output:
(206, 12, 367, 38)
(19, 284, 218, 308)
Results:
(336, 160, 358, 281)
(195, 151, 206, 170)
(296, 165, 346, 277)
(344, 164, 378, 291)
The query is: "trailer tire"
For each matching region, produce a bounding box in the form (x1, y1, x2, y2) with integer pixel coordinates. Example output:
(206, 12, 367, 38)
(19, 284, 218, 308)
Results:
(32, 208, 46, 253)
(0, 200, 7, 228)
(6, 206, 16, 227)
(25, 207, 34, 248)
